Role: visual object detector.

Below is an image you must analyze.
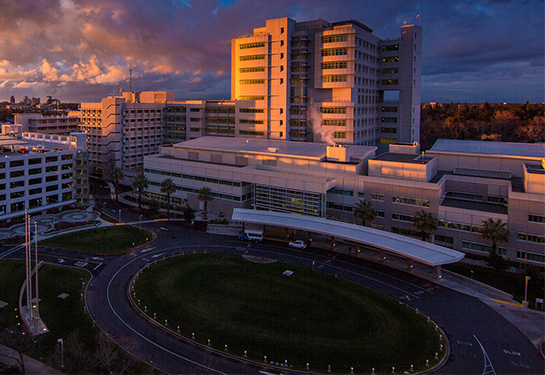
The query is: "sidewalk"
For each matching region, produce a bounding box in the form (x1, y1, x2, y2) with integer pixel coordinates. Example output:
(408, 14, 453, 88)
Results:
(0, 345, 61, 374)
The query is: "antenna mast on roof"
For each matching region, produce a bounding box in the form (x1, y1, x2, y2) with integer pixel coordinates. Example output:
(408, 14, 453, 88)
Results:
(129, 66, 133, 92)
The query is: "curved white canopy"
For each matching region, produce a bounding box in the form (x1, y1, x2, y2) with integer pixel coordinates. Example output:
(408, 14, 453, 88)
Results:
(232, 208, 465, 267)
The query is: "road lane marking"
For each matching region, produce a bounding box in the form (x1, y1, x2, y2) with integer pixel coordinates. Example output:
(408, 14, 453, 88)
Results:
(473, 335, 496, 375)
(490, 298, 524, 308)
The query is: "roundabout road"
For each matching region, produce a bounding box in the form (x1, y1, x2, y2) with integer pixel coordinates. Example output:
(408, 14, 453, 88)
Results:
(1, 216, 543, 374)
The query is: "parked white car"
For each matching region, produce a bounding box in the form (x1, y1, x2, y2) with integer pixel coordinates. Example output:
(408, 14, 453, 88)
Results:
(289, 240, 307, 249)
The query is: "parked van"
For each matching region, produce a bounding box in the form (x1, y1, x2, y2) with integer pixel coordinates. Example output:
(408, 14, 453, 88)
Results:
(239, 229, 263, 242)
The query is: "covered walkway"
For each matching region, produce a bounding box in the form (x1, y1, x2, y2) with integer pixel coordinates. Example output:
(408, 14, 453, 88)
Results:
(231, 209, 465, 278)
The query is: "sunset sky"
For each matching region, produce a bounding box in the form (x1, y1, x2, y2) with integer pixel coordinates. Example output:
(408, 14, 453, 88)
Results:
(0, 0, 543, 103)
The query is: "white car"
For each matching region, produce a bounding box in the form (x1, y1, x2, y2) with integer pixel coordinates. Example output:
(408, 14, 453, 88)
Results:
(289, 240, 307, 249)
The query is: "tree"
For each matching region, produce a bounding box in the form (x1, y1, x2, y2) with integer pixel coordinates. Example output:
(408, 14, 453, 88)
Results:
(353, 199, 376, 226)
(412, 210, 438, 242)
(132, 173, 149, 210)
(197, 187, 214, 220)
(515, 117, 545, 142)
(109, 167, 125, 202)
(481, 218, 509, 257)
(160, 178, 177, 216)
(182, 205, 195, 222)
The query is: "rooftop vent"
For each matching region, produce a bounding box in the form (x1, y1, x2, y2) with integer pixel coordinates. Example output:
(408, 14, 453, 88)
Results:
(326, 144, 349, 162)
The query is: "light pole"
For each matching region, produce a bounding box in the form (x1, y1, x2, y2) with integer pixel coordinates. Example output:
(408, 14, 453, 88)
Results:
(139, 215, 143, 228)
(118, 209, 121, 223)
(57, 338, 64, 369)
(523, 276, 531, 307)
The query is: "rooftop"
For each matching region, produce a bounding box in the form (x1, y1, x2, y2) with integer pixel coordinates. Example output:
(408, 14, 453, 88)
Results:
(430, 139, 545, 159)
(524, 162, 545, 175)
(373, 153, 433, 164)
(173, 137, 376, 161)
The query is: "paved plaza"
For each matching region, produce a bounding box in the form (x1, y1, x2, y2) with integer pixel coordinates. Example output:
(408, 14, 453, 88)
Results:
(0, 210, 100, 240)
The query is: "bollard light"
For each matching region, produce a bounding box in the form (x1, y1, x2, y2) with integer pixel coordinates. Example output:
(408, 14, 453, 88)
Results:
(225, 344, 228, 351)
(208, 339, 211, 346)
(264, 355, 267, 363)
(410, 364, 414, 372)
(392, 366, 395, 374)
(435, 352, 438, 360)
(425, 359, 429, 367)
(244, 350, 247, 358)
(192, 332, 195, 339)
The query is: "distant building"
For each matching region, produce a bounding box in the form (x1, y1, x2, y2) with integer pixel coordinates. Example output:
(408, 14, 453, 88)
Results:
(9, 96, 15, 104)
(143, 138, 544, 265)
(0, 126, 89, 220)
(14, 113, 80, 136)
(79, 91, 171, 177)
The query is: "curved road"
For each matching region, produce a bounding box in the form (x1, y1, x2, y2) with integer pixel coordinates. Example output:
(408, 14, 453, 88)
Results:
(1, 185, 543, 374)
(80, 220, 543, 375)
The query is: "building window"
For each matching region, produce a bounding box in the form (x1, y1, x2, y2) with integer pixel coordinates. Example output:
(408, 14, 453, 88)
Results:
(392, 196, 430, 207)
(240, 80, 265, 85)
(462, 241, 506, 256)
(240, 67, 265, 73)
(518, 232, 545, 244)
(382, 56, 400, 63)
(381, 127, 397, 134)
(529, 214, 545, 223)
(517, 250, 545, 264)
(371, 193, 385, 201)
(382, 44, 399, 51)
(240, 42, 265, 49)
(321, 107, 346, 114)
(240, 55, 265, 61)
(322, 119, 346, 127)
(381, 68, 399, 74)
(381, 117, 397, 123)
(322, 61, 347, 69)
(381, 79, 399, 85)
(322, 48, 348, 56)
(322, 35, 348, 43)
(322, 75, 347, 83)
(333, 132, 346, 139)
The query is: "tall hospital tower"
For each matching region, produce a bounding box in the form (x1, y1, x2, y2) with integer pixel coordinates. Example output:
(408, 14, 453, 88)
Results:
(231, 17, 421, 152)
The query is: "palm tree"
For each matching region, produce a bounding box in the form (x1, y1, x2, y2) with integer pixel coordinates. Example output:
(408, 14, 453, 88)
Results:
(197, 187, 214, 220)
(109, 166, 124, 201)
(412, 210, 438, 242)
(353, 199, 376, 226)
(132, 173, 149, 210)
(481, 218, 509, 256)
(160, 178, 177, 216)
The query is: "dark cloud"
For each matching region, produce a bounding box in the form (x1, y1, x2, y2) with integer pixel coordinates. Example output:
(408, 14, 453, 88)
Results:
(0, 0, 543, 103)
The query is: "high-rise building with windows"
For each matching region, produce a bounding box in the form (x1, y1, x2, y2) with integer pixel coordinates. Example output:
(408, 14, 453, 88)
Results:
(231, 17, 421, 152)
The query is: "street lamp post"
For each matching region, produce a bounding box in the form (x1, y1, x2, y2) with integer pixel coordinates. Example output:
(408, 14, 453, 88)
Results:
(139, 215, 142, 228)
(118, 209, 121, 223)
(523, 276, 531, 307)
(57, 338, 64, 369)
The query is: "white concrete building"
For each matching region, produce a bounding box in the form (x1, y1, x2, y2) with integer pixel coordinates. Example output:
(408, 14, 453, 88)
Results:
(144, 138, 544, 265)
(0, 127, 89, 220)
(231, 17, 421, 152)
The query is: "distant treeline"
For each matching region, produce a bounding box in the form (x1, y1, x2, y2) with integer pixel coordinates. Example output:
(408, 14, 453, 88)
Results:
(420, 102, 544, 150)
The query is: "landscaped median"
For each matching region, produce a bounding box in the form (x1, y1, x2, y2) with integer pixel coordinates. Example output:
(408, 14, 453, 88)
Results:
(131, 253, 448, 374)
(39, 225, 154, 255)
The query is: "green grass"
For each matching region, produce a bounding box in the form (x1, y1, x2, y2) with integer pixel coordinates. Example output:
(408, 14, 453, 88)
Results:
(0, 261, 156, 374)
(39, 225, 153, 255)
(444, 262, 545, 306)
(134, 254, 444, 373)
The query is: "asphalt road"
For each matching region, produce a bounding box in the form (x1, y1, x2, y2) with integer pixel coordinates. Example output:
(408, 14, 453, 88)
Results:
(1, 206, 543, 374)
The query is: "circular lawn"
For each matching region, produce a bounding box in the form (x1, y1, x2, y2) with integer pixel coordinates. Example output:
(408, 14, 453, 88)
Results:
(133, 253, 444, 373)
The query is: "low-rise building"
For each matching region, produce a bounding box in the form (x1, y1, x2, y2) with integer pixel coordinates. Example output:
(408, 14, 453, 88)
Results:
(0, 126, 89, 220)
(143, 138, 544, 265)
